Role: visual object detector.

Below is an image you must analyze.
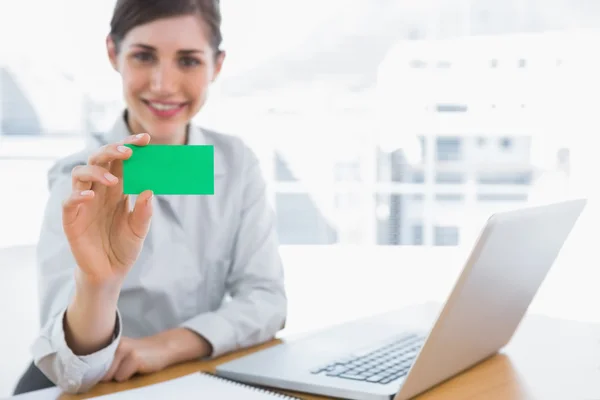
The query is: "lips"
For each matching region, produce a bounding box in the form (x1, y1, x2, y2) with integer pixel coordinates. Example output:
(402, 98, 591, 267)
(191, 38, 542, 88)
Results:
(143, 99, 188, 118)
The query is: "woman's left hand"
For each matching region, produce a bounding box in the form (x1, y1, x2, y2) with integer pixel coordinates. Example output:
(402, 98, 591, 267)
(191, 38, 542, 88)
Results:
(101, 336, 170, 382)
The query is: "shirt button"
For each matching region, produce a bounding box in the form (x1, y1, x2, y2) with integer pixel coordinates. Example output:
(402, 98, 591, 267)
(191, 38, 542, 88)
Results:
(67, 379, 77, 388)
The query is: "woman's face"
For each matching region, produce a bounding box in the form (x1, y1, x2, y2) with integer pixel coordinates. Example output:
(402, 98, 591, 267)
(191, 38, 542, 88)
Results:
(107, 15, 224, 144)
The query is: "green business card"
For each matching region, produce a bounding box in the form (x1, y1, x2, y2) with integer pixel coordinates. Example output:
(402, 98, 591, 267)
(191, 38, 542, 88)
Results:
(123, 144, 214, 195)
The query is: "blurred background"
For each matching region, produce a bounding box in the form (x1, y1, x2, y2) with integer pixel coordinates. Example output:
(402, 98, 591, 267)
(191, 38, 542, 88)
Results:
(1, 0, 600, 396)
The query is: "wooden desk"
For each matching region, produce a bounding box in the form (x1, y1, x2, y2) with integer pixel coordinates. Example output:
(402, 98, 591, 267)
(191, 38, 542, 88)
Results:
(59, 303, 600, 400)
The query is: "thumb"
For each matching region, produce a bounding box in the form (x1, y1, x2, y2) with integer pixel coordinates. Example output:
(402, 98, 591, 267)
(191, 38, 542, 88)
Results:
(128, 190, 153, 239)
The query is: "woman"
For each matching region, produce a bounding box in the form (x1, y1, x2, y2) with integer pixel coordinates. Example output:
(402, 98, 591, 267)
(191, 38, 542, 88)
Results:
(13, 0, 287, 395)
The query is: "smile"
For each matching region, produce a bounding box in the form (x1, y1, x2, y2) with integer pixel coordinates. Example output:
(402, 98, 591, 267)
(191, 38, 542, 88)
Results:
(143, 100, 188, 118)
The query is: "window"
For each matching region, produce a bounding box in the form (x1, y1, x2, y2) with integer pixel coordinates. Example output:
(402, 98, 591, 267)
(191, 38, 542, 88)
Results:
(0, 2, 587, 253)
(410, 170, 425, 183)
(412, 224, 423, 246)
(436, 103, 468, 112)
(436, 137, 462, 161)
(435, 194, 464, 202)
(376, 194, 404, 245)
(334, 161, 361, 182)
(477, 172, 532, 185)
(0, 7, 590, 251)
(434, 226, 459, 246)
(334, 192, 361, 209)
(275, 193, 337, 245)
(478, 194, 528, 202)
(1, 67, 43, 136)
(274, 153, 298, 182)
(377, 148, 418, 183)
(499, 137, 513, 149)
(436, 172, 465, 184)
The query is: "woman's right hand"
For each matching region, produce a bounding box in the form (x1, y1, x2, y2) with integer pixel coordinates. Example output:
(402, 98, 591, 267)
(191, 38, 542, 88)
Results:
(62, 133, 154, 289)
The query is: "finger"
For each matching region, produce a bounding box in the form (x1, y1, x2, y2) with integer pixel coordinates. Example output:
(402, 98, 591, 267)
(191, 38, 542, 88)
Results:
(88, 130, 150, 168)
(62, 190, 95, 227)
(114, 352, 140, 382)
(101, 342, 129, 382)
(111, 133, 151, 178)
(128, 190, 154, 240)
(71, 165, 119, 192)
(120, 132, 151, 146)
(101, 352, 124, 382)
(87, 143, 133, 169)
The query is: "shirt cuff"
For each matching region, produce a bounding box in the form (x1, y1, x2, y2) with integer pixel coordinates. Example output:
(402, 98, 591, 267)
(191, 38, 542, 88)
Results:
(180, 312, 237, 358)
(34, 308, 122, 393)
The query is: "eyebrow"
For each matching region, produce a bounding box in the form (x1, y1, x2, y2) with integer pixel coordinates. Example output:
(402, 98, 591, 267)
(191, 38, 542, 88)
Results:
(131, 43, 204, 54)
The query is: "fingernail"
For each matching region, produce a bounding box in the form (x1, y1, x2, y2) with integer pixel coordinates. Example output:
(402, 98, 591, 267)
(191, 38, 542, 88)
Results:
(117, 145, 129, 153)
(104, 173, 118, 183)
(127, 134, 144, 143)
(147, 192, 154, 204)
(81, 190, 93, 196)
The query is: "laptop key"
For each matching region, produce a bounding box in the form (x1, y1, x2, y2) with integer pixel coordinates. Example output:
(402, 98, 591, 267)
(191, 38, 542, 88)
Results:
(310, 365, 330, 374)
(387, 371, 409, 381)
(325, 365, 350, 377)
(312, 334, 426, 384)
(338, 373, 367, 381)
(366, 374, 387, 383)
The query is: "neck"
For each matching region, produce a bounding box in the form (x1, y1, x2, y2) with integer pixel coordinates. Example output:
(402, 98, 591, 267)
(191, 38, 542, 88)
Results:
(148, 130, 188, 145)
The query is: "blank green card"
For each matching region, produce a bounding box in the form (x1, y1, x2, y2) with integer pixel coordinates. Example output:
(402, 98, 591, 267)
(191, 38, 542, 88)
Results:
(123, 144, 214, 195)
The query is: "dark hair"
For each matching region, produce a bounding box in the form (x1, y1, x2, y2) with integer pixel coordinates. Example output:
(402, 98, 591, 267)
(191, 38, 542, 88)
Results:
(109, 0, 222, 55)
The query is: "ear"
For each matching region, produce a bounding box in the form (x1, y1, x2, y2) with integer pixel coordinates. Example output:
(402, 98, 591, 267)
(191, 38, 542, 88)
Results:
(211, 50, 226, 83)
(106, 35, 119, 72)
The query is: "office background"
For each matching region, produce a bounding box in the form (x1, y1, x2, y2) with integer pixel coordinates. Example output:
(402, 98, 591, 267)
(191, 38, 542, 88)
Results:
(1, 0, 600, 396)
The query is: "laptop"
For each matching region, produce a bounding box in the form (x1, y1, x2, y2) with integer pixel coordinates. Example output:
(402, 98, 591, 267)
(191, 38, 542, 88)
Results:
(216, 199, 586, 400)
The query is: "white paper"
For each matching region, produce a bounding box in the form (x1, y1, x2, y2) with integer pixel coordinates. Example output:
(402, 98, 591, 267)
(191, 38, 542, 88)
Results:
(89, 373, 294, 400)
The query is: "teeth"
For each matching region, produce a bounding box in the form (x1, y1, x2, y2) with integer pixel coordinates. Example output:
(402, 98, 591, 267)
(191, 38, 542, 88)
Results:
(149, 102, 180, 111)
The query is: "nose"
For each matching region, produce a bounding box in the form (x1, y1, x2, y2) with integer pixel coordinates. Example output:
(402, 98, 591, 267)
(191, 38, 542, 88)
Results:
(150, 63, 178, 95)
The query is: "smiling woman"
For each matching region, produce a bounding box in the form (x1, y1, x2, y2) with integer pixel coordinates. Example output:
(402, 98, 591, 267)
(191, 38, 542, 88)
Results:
(13, 0, 287, 395)
(106, 0, 225, 145)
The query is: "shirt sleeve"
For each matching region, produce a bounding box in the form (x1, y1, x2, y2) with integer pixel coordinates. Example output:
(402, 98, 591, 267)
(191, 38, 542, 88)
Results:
(30, 159, 122, 394)
(32, 308, 122, 394)
(181, 144, 287, 357)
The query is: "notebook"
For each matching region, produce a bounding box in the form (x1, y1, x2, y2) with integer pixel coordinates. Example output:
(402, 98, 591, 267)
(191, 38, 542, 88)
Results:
(91, 372, 300, 399)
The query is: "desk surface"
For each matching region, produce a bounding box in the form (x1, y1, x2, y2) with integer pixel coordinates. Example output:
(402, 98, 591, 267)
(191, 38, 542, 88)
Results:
(59, 303, 600, 400)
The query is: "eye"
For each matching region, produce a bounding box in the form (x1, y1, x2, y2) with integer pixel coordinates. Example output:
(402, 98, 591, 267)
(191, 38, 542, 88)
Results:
(179, 56, 201, 68)
(132, 51, 155, 63)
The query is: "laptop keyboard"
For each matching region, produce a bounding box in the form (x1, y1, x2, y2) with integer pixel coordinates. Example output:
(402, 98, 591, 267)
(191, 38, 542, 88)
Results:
(310, 333, 425, 385)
